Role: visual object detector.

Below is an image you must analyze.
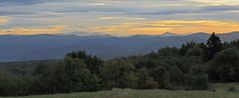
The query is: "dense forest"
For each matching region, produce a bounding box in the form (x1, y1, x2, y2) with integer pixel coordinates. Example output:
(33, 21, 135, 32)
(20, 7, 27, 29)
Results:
(0, 33, 239, 96)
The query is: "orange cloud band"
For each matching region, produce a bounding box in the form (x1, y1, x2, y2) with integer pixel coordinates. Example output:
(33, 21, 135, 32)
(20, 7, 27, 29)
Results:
(87, 20, 239, 36)
(0, 17, 8, 24)
(0, 25, 65, 35)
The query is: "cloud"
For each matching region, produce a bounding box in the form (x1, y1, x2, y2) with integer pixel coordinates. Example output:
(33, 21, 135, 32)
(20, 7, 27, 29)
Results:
(86, 20, 239, 36)
(201, 5, 239, 12)
(0, 17, 8, 24)
(99, 16, 146, 20)
(0, 25, 65, 35)
(0, 0, 65, 5)
(0, 11, 34, 16)
(54, 6, 134, 14)
(130, 5, 239, 16)
(88, 3, 106, 6)
(194, 0, 239, 5)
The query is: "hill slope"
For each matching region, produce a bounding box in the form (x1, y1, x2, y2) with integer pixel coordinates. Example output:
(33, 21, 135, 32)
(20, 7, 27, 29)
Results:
(0, 32, 239, 61)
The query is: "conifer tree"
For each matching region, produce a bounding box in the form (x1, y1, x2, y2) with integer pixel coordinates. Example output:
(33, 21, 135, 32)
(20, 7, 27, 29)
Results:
(204, 32, 223, 61)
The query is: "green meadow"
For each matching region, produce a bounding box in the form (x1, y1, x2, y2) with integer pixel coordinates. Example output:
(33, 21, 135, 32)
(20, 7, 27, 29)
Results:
(4, 83, 239, 98)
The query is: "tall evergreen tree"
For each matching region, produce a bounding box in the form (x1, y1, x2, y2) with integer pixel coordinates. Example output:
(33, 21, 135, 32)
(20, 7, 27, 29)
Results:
(204, 32, 223, 61)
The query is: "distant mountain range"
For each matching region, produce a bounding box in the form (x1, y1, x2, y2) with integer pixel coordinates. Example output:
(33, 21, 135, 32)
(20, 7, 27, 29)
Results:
(0, 31, 239, 62)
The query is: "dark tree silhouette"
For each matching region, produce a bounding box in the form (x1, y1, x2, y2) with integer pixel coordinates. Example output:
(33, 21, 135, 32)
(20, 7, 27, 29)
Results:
(204, 32, 223, 61)
(66, 51, 103, 74)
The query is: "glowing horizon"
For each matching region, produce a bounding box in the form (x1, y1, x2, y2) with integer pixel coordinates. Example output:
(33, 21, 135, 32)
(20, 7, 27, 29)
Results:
(86, 20, 239, 36)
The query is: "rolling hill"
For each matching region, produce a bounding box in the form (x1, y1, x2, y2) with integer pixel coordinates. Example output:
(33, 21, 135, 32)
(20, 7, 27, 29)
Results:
(0, 32, 238, 62)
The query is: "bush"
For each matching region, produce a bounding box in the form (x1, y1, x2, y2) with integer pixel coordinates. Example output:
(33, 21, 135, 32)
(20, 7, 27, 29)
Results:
(227, 87, 237, 92)
(184, 74, 209, 90)
(136, 67, 158, 89)
(186, 46, 203, 57)
(210, 48, 239, 82)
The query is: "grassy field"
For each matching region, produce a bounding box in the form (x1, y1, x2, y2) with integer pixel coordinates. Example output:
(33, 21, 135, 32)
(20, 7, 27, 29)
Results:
(3, 83, 239, 98)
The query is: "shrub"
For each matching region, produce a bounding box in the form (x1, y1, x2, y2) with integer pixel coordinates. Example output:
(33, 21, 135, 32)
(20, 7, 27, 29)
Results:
(227, 87, 237, 92)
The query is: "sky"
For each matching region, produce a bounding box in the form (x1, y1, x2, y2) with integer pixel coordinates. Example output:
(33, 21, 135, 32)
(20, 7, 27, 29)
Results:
(0, 0, 239, 36)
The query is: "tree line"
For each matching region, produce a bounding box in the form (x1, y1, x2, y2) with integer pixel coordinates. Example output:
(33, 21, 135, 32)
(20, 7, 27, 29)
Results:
(0, 33, 239, 96)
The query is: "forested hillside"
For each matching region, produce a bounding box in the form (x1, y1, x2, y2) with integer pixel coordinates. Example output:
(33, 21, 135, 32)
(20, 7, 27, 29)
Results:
(0, 32, 239, 62)
(0, 33, 239, 96)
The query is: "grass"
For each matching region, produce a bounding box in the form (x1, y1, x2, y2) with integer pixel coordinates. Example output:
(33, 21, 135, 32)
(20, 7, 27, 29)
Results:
(3, 83, 239, 98)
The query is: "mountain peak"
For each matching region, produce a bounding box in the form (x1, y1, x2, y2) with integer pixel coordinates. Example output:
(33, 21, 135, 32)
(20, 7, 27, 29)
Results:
(57, 31, 114, 38)
(189, 32, 209, 36)
(59, 31, 106, 36)
(160, 32, 178, 37)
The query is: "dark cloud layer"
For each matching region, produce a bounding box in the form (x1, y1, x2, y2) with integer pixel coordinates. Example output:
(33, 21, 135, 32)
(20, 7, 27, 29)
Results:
(202, 5, 239, 12)
(0, 11, 34, 16)
(0, 0, 64, 5)
(1, 0, 239, 16)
